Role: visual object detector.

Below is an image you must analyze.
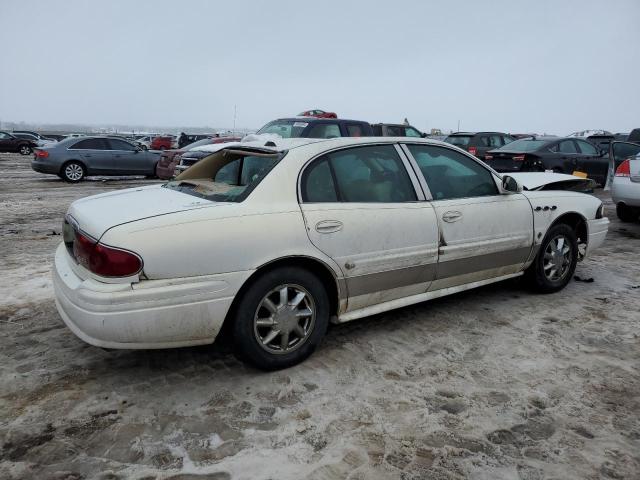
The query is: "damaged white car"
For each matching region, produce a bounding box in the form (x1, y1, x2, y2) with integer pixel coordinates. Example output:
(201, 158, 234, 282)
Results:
(53, 137, 609, 369)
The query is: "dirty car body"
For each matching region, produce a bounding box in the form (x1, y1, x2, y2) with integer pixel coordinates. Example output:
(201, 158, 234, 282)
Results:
(53, 137, 609, 369)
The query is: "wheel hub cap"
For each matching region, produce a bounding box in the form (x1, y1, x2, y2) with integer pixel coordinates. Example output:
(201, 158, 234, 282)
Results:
(543, 235, 572, 281)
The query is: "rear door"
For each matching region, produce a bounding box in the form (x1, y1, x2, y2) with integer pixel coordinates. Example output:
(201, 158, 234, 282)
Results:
(68, 138, 111, 173)
(574, 139, 607, 185)
(299, 143, 439, 311)
(402, 143, 534, 290)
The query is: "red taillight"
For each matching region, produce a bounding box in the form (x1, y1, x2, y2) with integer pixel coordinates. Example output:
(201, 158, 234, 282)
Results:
(485, 154, 493, 161)
(35, 150, 49, 158)
(513, 155, 526, 162)
(468, 147, 477, 156)
(615, 159, 631, 177)
(73, 232, 142, 277)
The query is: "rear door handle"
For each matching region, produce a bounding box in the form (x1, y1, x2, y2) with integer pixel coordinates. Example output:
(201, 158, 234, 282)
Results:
(315, 220, 343, 233)
(442, 211, 462, 223)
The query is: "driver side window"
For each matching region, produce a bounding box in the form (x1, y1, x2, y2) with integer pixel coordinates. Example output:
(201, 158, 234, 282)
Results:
(406, 145, 498, 200)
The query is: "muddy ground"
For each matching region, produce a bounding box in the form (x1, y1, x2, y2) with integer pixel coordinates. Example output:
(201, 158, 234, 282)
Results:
(0, 152, 639, 480)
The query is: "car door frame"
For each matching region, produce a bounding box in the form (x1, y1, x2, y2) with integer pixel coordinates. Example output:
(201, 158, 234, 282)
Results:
(399, 142, 535, 290)
(297, 141, 441, 312)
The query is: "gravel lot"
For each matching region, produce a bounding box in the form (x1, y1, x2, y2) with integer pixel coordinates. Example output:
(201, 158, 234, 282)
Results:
(1, 152, 639, 480)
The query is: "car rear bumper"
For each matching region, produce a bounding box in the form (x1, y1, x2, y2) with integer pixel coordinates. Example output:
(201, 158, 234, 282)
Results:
(585, 218, 609, 257)
(31, 160, 59, 174)
(612, 178, 640, 207)
(53, 243, 248, 349)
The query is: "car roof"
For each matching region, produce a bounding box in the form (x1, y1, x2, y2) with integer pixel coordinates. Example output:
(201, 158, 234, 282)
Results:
(271, 117, 367, 123)
(448, 131, 508, 136)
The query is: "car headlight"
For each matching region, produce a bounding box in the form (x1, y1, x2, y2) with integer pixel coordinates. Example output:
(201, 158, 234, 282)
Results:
(596, 202, 605, 219)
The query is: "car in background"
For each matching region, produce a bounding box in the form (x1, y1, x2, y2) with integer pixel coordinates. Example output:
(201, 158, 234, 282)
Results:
(585, 134, 615, 155)
(484, 136, 609, 186)
(609, 141, 640, 222)
(156, 136, 241, 179)
(372, 123, 425, 137)
(297, 109, 337, 118)
(31, 136, 161, 182)
(444, 132, 515, 158)
(62, 133, 87, 140)
(0, 131, 37, 155)
(13, 130, 57, 144)
(52, 136, 608, 369)
(136, 135, 158, 149)
(256, 118, 372, 139)
(12, 132, 57, 147)
(150, 135, 176, 150)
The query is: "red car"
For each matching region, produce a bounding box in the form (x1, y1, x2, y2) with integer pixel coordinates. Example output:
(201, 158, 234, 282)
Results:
(150, 135, 176, 150)
(155, 136, 242, 179)
(297, 109, 337, 119)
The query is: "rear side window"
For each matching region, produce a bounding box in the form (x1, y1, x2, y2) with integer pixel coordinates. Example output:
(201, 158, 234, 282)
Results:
(407, 145, 498, 200)
(307, 123, 342, 139)
(558, 140, 578, 154)
(71, 138, 108, 150)
(301, 145, 416, 203)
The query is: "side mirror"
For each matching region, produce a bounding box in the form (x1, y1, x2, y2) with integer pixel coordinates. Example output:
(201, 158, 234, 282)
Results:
(502, 175, 522, 194)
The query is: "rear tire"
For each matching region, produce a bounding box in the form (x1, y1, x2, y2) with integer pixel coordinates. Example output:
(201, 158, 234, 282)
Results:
(19, 144, 32, 155)
(61, 161, 86, 183)
(616, 203, 638, 222)
(525, 224, 578, 293)
(231, 267, 330, 370)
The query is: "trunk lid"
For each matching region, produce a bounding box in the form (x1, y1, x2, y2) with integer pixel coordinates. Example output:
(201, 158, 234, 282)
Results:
(485, 151, 528, 172)
(66, 184, 219, 240)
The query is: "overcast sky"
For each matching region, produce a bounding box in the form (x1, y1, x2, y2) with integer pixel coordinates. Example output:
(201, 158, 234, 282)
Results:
(1, 0, 639, 134)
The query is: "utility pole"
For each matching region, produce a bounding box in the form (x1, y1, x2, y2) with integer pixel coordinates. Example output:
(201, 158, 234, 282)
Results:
(457, 119, 460, 132)
(233, 105, 237, 136)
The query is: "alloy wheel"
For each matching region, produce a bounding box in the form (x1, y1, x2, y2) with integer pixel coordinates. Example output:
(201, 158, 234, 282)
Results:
(65, 164, 84, 181)
(543, 235, 572, 281)
(19, 145, 31, 155)
(253, 284, 315, 354)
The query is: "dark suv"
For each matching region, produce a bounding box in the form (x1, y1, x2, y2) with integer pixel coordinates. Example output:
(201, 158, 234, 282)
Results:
(256, 118, 372, 138)
(0, 131, 37, 155)
(444, 132, 515, 158)
(371, 123, 425, 137)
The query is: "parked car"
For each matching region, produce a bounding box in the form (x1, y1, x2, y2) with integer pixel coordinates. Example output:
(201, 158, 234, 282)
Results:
(136, 135, 158, 149)
(156, 136, 241, 179)
(150, 135, 176, 150)
(297, 109, 337, 118)
(372, 123, 425, 137)
(627, 128, 640, 143)
(31, 136, 161, 182)
(53, 137, 608, 369)
(444, 132, 515, 158)
(12, 130, 57, 144)
(12, 132, 57, 147)
(610, 141, 640, 221)
(256, 118, 372, 139)
(174, 137, 243, 175)
(484, 136, 609, 186)
(0, 130, 37, 155)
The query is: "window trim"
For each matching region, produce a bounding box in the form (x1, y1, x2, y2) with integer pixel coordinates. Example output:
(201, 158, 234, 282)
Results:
(67, 138, 111, 151)
(400, 142, 503, 202)
(297, 142, 424, 204)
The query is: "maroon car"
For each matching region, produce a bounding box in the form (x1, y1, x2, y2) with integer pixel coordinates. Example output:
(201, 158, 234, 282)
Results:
(155, 136, 241, 179)
(297, 109, 337, 119)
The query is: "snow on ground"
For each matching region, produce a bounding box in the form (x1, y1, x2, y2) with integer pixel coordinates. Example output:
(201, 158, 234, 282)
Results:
(1, 153, 639, 480)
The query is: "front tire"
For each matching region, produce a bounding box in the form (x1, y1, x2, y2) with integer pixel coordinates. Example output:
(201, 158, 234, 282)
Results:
(616, 203, 638, 222)
(61, 161, 86, 183)
(525, 224, 578, 293)
(19, 144, 32, 155)
(231, 267, 330, 370)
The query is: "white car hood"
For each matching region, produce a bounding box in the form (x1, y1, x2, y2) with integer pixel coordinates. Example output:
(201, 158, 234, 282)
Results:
(67, 184, 218, 240)
(508, 172, 589, 190)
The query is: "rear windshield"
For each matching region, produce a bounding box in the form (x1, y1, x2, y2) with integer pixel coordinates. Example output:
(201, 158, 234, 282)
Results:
(257, 120, 308, 138)
(163, 150, 281, 202)
(445, 135, 472, 146)
(183, 138, 213, 150)
(494, 139, 551, 152)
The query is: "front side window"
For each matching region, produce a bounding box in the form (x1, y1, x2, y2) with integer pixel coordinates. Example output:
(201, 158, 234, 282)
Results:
(165, 151, 281, 202)
(302, 145, 416, 203)
(108, 139, 137, 151)
(71, 138, 108, 150)
(307, 123, 342, 139)
(576, 140, 598, 155)
(406, 145, 498, 200)
(0, 132, 11, 139)
(558, 140, 578, 154)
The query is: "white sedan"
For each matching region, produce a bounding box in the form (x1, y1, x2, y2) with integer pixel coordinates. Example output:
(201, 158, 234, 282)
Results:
(611, 151, 640, 222)
(53, 137, 609, 369)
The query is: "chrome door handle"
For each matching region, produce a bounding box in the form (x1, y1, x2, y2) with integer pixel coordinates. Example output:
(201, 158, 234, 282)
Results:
(442, 211, 462, 223)
(315, 220, 343, 233)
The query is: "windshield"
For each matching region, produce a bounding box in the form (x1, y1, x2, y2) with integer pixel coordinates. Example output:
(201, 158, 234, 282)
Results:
(495, 139, 550, 152)
(164, 151, 281, 202)
(257, 120, 308, 138)
(445, 135, 472, 146)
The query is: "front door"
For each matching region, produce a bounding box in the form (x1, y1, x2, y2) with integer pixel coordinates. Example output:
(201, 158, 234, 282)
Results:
(298, 144, 439, 311)
(107, 138, 149, 174)
(402, 143, 534, 290)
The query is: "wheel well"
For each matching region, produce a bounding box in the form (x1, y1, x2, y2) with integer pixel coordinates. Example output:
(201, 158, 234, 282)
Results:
(218, 256, 341, 339)
(60, 159, 86, 175)
(551, 212, 587, 244)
